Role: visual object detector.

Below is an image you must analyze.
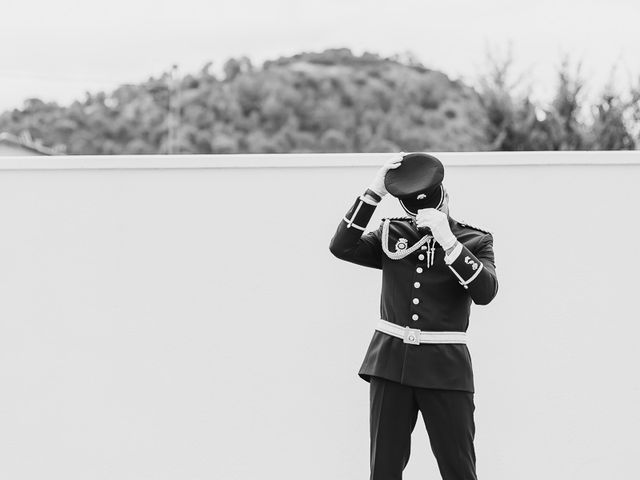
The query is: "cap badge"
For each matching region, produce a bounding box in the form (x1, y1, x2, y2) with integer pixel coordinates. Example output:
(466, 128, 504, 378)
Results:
(417, 193, 427, 200)
(395, 238, 408, 251)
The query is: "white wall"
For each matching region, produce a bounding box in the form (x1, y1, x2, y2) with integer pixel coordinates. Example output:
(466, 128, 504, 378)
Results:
(0, 152, 639, 480)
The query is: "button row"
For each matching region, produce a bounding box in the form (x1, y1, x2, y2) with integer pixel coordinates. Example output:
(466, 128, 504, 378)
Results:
(414, 250, 425, 319)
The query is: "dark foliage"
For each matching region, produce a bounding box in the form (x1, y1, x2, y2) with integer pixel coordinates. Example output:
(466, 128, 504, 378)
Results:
(1, 48, 638, 154)
(0, 49, 489, 154)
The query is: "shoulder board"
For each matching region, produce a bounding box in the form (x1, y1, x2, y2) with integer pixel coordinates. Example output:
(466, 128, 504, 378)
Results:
(457, 220, 492, 235)
(382, 216, 413, 222)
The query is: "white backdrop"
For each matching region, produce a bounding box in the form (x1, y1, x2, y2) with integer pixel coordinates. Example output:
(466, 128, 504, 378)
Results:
(0, 152, 639, 480)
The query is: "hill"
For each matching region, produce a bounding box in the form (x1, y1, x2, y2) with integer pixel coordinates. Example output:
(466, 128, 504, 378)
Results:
(0, 48, 490, 154)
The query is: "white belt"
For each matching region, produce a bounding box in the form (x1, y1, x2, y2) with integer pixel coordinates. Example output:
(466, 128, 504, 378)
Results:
(375, 319, 468, 345)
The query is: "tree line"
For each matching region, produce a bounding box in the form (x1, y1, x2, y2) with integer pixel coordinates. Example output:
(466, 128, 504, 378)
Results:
(1, 48, 638, 155)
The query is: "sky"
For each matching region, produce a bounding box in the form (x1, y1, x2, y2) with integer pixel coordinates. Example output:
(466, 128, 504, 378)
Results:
(1, 0, 639, 112)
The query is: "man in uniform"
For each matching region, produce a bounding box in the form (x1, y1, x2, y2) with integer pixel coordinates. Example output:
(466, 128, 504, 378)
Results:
(329, 152, 498, 480)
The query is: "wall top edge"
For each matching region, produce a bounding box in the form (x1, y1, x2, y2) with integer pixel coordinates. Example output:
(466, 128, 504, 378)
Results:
(0, 151, 639, 171)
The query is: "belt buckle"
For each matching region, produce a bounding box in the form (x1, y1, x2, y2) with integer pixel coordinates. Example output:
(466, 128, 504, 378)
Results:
(403, 326, 421, 345)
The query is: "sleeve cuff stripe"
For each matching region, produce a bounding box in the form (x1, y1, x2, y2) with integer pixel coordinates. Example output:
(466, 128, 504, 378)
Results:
(447, 262, 484, 289)
(342, 217, 366, 231)
(447, 265, 466, 285)
(345, 199, 364, 228)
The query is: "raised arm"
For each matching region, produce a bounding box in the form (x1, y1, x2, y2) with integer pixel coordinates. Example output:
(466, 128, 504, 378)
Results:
(416, 209, 499, 305)
(444, 234, 499, 305)
(329, 154, 404, 269)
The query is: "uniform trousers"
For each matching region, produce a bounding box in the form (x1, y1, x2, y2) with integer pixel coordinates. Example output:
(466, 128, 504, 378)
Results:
(369, 376, 477, 480)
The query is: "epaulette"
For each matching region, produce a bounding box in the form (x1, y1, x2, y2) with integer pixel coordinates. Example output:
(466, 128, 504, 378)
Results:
(457, 220, 492, 235)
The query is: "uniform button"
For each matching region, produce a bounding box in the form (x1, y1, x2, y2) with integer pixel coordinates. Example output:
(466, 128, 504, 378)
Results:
(412, 314, 419, 321)
(418, 254, 425, 261)
(421, 245, 428, 250)
(414, 282, 420, 288)
(416, 267, 423, 273)
(412, 298, 419, 304)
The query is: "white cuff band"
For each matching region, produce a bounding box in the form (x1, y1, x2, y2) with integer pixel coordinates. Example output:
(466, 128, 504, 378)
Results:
(444, 241, 463, 264)
(367, 186, 386, 199)
(360, 194, 379, 206)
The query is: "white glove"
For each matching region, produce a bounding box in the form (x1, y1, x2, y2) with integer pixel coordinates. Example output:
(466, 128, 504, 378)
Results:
(415, 208, 457, 250)
(368, 152, 405, 198)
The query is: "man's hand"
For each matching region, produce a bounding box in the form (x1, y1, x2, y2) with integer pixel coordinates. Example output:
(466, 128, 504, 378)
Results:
(415, 208, 457, 250)
(368, 152, 405, 198)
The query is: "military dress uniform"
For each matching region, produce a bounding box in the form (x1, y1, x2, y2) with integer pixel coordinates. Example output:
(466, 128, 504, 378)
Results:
(329, 153, 498, 480)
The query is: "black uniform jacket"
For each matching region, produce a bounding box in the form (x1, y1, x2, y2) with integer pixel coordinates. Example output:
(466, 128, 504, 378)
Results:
(329, 194, 499, 392)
